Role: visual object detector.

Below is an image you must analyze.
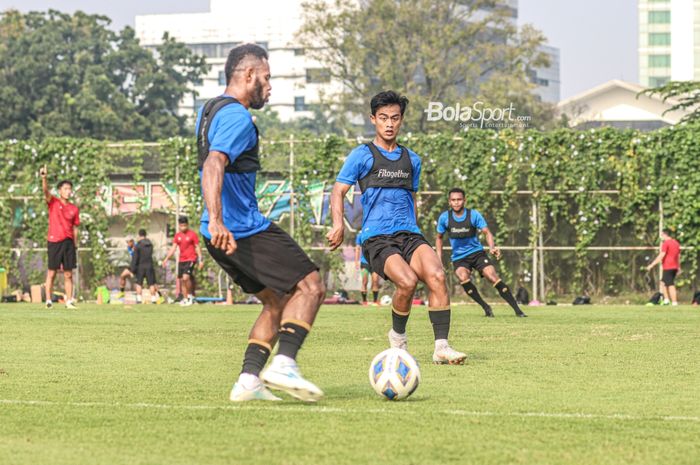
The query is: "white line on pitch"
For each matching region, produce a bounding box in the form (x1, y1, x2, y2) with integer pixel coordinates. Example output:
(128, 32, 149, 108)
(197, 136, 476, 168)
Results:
(1, 399, 699, 423)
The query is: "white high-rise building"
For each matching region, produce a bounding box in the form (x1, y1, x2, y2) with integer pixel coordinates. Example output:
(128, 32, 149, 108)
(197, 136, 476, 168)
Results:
(639, 0, 700, 87)
(135, 0, 340, 121)
(135, 0, 561, 121)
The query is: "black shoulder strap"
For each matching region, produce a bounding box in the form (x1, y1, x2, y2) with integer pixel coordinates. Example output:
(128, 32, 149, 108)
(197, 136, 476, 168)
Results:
(197, 96, 241, 169)
(365, 142, 382, 159)
(466, 208, 472, 226)
(358, 143, 379, 192)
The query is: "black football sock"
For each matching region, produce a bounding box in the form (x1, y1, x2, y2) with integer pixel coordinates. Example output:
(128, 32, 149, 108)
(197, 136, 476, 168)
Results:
(461, 281, 490, 312)
(372, 291, 379, 302)
(391, 306, 410, 334)
(361, 292, 367, 303)
(429, 307, 451, 340)
(120, 287, 125, 293)
(277, 320, 310, 361)
(241, 340, 271, 377)
(494, 280, 524, 315)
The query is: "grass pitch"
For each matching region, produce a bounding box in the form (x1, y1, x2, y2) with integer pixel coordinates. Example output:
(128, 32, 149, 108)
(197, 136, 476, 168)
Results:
(1, 303, 699, 465)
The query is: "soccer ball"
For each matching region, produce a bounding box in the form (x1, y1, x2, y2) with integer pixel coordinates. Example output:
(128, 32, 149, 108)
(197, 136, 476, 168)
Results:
(379, 295, 392, 306)
(368, 348, 421, 400)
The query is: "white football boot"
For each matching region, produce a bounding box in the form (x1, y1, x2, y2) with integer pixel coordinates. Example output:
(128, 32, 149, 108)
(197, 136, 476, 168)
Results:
(230, 375, 282, 402)
(261, 355, 324, 402)
(432, 341, 467, 365)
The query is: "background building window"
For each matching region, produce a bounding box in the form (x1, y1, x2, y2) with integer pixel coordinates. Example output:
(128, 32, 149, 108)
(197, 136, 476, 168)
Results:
(294, 96, 307, 112)
(648, 54, 671, 68)
(218, 71, 226, 86)
(648, 11, 671, 24)
(306, 68, 331, 84)
(648, 32, 671, 46)
(194, 98, 208, 111)
(649, 76, 670, 87)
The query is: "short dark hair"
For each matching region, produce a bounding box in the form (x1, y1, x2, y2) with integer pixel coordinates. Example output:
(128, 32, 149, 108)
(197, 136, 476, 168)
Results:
(448, 188, 465, 197)
(138, 229, 147, 237)
(178, 216, 189, 225)
(662, 228, 672, 236)
(57, 180, 73, 189)
(224, 43, 269, 85)
(370, 90, 409, 116)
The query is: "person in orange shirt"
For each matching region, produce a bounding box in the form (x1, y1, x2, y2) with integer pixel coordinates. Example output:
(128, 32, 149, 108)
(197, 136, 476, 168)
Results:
(647, 229, 681, 306)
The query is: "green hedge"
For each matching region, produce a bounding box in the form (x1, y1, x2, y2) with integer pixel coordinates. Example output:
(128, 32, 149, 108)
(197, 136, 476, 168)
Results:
(1, 122, 699, 296)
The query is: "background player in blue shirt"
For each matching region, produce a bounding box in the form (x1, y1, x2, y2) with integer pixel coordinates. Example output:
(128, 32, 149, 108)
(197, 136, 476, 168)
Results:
(436, 188, 527, 317)
(355, 233, 381, 305)
(199, 44, 325, 402)
(327, 91, 466, 365)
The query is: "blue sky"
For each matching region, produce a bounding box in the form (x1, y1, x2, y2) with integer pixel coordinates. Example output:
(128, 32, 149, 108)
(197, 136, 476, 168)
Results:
(0, 0, 638, 99)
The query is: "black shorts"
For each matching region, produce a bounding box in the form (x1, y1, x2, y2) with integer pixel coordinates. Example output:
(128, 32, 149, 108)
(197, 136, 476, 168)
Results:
(178, 261, 196, 278)
(205, 223, 318, 295)
(362, 232, 430, 280)
(662, 269, 678, 286)
(47, 239, 77, 271)
(135, 267, 156, 286)
(453, 250, 494, 275)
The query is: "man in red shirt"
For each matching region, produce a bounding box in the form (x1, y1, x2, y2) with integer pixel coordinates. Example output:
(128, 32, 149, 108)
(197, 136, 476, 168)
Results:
(40, 165, 79, 309)
(647, 228, 681, 306)
(163, 216, 203, 306)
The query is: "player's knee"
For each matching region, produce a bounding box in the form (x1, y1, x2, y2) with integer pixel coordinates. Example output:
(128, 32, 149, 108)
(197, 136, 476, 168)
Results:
(395, 274, 418, 293)
(302, 272, 326, 301)
(429, 268, 446, 286)
(64, 271, 73, 280)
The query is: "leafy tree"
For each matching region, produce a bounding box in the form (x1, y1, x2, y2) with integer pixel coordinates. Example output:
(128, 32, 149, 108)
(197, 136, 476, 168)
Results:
(640, 81, 700, 122)
(298, 0, 555, 133)
(0, 9, 208, 141)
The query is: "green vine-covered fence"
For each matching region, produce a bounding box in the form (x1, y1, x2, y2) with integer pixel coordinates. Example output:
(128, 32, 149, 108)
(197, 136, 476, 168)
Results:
(1, 122, 699, 300)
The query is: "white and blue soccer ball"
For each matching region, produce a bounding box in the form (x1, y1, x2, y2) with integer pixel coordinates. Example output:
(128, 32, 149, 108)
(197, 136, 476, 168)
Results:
(368, 348, 421, 401)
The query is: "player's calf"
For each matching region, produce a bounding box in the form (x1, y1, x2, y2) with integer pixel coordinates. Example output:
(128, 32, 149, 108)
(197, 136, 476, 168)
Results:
(493, 279, 527, 317)
(261, 272, 325, 402)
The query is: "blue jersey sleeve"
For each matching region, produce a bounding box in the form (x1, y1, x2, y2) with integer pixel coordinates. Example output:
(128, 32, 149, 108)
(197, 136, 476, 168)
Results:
(409, 151, 422, 192)
(336, 146, 372, 185)
(472, 210, 487, 229)
(208, 106, 255, 164)
(437, 212, 448, 234)
(355, 234, 362, 245)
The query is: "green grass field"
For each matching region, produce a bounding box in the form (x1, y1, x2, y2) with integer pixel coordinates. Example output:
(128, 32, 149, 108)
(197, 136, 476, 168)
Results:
(1, 303, 700, 465)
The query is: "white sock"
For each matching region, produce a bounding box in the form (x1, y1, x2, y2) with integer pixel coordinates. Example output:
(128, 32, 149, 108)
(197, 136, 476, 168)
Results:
(150, 297, 157, 303)
(663, 299, 670, 304)
(672, 302, 678, 306)
(434, 339, 449, 350)
(238, 372, 261, 390)
(46, 299, 52, 304)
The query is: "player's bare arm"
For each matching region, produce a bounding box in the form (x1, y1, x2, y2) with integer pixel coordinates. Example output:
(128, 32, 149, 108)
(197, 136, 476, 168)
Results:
(162, 243, 178, 267)
(482, 227, 500, 259)
(39, 165, 52, 203)
(196, 244, 204, 270)
(646, 251, 666, 271)
(327, 182, 351, 250)
(202, 150, 236, 254)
